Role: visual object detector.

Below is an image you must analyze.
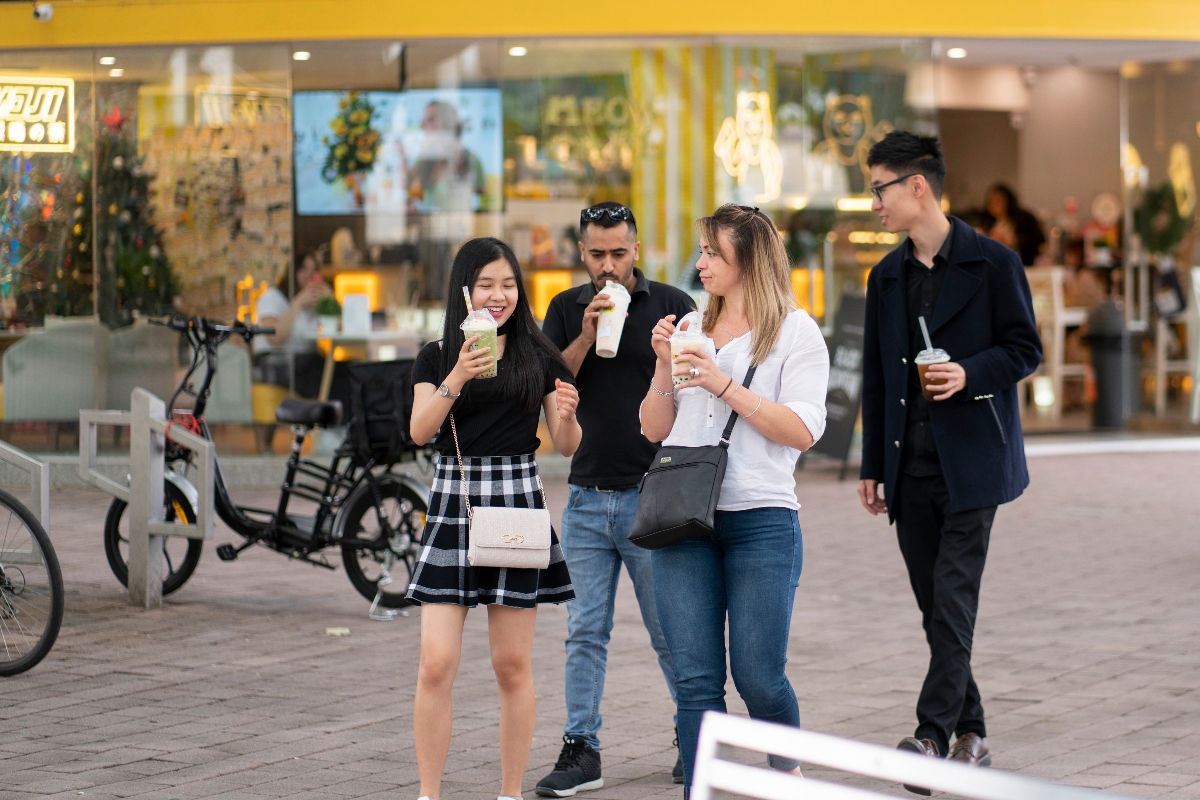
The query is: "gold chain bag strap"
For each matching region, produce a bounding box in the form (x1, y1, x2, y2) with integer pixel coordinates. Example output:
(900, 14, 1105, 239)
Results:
(449, 413, 552, 569)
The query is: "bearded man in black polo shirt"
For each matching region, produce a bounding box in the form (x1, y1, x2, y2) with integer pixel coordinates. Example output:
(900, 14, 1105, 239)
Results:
(537, 202, 695, 797)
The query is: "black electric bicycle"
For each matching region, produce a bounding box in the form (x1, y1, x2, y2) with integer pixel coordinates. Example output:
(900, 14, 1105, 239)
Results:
(101, 316, 430, 610)
(0, 485, 64, 675)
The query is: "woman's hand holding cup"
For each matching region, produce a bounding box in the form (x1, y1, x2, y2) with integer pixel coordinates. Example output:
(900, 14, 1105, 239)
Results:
(453, 335, 496, 381)
(672, 342, 725, 394)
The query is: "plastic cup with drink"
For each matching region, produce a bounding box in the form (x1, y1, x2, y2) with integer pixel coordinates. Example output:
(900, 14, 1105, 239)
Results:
(594, 280, 631, 358)
(670, 311, 716, 387)
(460, 293, 499, 378)
(915, 316, 950, 400)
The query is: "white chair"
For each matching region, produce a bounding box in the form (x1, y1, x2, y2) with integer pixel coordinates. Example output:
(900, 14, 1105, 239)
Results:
(1150, 304, 1197, 417)
(690, 711, 1128, 800)
(107, 320, 180, 410)
(192, 341, 253, 424)
(1025, 266, 1088, 421)
(2, 320, 112, 447)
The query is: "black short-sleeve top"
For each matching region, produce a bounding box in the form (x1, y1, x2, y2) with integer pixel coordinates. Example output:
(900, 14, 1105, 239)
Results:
(413, 340, 573, 457)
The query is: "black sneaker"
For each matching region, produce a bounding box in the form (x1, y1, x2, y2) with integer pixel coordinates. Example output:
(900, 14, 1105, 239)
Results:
(535, 735, 603, 797)
(672, 727, 684, 784)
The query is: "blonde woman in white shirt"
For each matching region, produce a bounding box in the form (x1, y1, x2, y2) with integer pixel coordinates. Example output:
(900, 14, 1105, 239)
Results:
(640, 204, 829, 796)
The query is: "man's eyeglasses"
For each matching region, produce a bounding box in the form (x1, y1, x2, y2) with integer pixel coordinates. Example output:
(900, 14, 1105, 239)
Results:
(581, 205, 633, 224)
(870, 173, 918, 201)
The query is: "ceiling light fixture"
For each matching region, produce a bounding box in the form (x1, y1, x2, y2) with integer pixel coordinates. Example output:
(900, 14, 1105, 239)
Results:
(946, 47, 968, 60)
(99, 56, 116, 66)
(508, 46, 528, 57)
(108, 68, 124, 78)
(292, 51, 312, 62)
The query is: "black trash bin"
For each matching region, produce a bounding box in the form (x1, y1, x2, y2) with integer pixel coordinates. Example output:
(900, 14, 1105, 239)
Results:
(1082, 301, 1140, 429)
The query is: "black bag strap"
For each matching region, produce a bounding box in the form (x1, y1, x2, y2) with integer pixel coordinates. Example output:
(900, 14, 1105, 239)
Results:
(718, 364, 758, 447)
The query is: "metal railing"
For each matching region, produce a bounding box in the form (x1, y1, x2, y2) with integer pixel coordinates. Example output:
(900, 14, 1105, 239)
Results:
(79, 388, 214, 609)
(0, 440, 49, 528)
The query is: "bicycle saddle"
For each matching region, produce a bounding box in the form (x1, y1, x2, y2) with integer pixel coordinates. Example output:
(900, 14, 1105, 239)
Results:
(275, 398, 343, 428)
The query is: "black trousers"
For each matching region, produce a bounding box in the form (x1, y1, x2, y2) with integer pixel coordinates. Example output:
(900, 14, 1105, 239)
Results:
(895, 472, 995, 756)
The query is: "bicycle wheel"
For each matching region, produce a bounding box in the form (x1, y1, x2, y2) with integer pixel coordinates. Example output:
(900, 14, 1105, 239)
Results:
(340, 475, 426, 608)
(103, 480, 202, 595)
(0, 488, 64, 676)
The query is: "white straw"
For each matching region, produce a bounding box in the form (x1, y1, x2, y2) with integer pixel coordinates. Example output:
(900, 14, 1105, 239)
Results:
(461, 286, 473, 315)
(918, 316, 933, 351)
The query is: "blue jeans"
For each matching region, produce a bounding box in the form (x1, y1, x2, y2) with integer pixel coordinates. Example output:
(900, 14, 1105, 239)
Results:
(560, 485, 677, 750)
(653, 507, 803, 786)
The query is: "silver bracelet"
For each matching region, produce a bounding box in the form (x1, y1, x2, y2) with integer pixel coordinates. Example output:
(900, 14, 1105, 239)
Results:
(648, 380, 674, 397)
(742, 395, 764, 419)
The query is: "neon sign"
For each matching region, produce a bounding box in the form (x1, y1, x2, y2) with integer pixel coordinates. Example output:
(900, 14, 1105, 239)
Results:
(715, 91, 782, 204)
(0, 77, 75, 153)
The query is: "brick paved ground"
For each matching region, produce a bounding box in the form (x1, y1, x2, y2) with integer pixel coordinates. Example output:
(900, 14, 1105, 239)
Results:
(2, 440, 1199, 800)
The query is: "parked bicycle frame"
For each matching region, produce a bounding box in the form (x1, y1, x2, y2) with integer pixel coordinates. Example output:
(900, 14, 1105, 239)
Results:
(102, 316, 430, 611)
(0, 485, 64, 675)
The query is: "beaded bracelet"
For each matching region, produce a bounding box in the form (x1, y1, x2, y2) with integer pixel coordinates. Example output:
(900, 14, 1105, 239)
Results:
(649, 381, 674, 397)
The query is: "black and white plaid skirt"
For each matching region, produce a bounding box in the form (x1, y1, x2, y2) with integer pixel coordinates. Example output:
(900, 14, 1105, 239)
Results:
(405, 452, 574, 608)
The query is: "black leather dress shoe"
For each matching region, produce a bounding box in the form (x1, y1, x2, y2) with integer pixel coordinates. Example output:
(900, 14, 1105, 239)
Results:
(897, 736, 940, 795)
(949, 732, 991, 767)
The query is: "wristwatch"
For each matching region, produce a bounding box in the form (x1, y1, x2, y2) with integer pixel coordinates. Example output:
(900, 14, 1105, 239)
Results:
(437, 383, 461, 399)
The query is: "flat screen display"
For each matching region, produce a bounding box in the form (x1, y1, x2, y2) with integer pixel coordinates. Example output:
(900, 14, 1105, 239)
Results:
(293, 88, 504, 220)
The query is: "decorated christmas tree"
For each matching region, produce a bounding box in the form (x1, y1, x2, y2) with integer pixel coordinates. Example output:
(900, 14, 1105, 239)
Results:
(94, 105, 177, 327)
(46, 155, 96, 318)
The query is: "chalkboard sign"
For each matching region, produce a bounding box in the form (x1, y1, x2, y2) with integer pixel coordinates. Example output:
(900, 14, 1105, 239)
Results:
(809, 293, 865, 479)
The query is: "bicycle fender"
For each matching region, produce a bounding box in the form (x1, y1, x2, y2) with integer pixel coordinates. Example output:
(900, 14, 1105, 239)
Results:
(164, 469, 200, 516)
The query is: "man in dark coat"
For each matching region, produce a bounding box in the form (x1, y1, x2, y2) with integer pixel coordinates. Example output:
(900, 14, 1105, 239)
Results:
(857, 131, 1042, 789)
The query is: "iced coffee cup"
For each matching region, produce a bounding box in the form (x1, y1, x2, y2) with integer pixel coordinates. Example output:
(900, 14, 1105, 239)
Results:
(670, 311, 715, 387)
(595, 280, 631, 358)
(915, 348, 951, 400)
(460, 309, 499, 379)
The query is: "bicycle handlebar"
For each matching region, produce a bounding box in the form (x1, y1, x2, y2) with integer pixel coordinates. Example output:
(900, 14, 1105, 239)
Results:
(152, 315, 276, 416)
(151, 315, 275, 344)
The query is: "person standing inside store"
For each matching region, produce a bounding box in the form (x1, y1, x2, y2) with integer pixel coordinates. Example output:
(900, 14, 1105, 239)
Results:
(641, 204, 830, 794)
(405, 237, 582, 800)
(408, 99, 487, 303)
(536, 202, 696, 796)
(980, 182, 1046, 266)
(856, 131, 1042, 788)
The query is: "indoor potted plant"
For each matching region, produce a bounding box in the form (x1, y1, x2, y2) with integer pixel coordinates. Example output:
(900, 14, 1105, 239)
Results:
(315, 293, 342, 334)
(1134, 180, 1190, 318)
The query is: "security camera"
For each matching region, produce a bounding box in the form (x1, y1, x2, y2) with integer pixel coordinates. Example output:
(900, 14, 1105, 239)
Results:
(33, 3, 53, 22)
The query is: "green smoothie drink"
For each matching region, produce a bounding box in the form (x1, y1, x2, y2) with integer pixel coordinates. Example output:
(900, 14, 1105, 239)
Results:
(461, 309, 499, 378)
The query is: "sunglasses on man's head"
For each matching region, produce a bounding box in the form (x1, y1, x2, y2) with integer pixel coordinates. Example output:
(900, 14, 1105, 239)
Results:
(581, 205, 633, 224)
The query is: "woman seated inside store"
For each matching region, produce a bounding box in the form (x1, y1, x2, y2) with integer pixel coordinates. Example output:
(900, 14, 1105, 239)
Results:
(253, 251, 347, 405)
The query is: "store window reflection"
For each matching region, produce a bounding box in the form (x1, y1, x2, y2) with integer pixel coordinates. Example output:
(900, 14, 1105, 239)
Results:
(1, 66, 93, 326)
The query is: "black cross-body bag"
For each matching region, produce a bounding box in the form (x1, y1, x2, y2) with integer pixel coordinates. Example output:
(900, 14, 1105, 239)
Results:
(628, 365, 757, 549)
